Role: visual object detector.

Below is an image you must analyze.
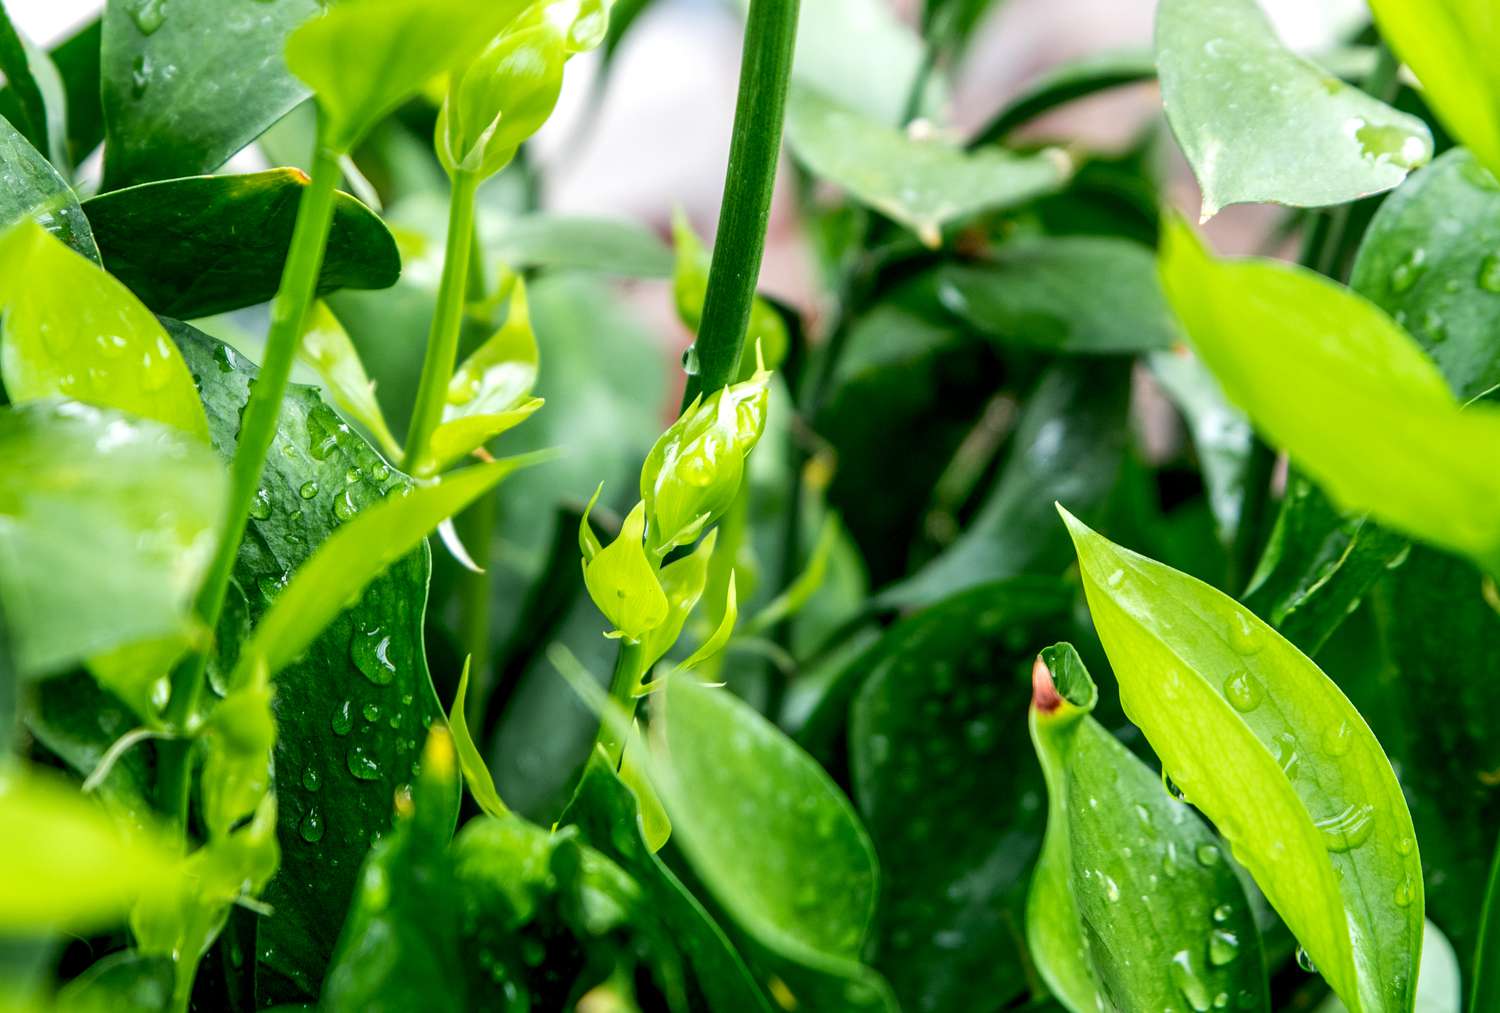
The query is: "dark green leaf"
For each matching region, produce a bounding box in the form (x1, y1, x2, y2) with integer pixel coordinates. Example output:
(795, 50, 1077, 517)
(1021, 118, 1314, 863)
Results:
(848, 581, 1073, 1013)
(972, 48, 1155, 145)
(0, 115, 97, 261)
(83, 169, 400, 319)
(1477, 836, 1500, 1012)
(50, 18, 102, 167)
(0, 7, 64, 167)
(100, 0, 321, 189)
(1149, 350, 1253, 547)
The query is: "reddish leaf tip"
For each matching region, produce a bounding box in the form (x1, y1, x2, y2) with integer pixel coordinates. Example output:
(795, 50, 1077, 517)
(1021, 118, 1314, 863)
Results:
(1032, 654, 1063, 714)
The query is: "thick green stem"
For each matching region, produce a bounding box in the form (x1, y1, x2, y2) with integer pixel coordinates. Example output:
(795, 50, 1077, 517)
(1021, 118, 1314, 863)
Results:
(680, 0, 800, 409)
(157, 142, 343, 827)
(404, 168, 482, 473)
(596, 641, 642, 767)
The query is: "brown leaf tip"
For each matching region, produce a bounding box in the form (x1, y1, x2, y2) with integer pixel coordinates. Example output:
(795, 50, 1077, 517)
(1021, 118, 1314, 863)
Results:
(1032, 654, 1063, 714)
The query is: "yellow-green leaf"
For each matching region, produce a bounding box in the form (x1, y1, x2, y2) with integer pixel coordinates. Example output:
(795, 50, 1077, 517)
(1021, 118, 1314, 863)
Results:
(448, 657, 508, 819)
(299, 301, 402, 461)
(583, 501, 668, 642)
(0, 221, 208, 440)
(1060, 508, 1421, 1013)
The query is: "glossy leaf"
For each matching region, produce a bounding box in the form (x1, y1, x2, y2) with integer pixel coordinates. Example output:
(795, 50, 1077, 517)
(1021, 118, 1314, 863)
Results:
(297, 301, 402, 461)
(1160, 216, 1500, 577)
(1150, 350, 1254, 547)
(1027, 644, 1268, 1013)
(1155, 0, 1432, 219)
(1368, 0, 1500, 178)
(1317, 921, 1461, 1013)
(0, 401, 224, 683)
(100, 0, 321, 188)
(0, 8, 63, 166)
(487, 213, 672, 277)
(582, 501, 668, 642)
(83, 169, 402, 319)
(449, 658, 508, 819)
(285, 0, 531, 153)
(916, 236, 1178, 353)
(653, 677, 894, 1009)
(1349, 148, 1500, 402)
(0, 115, 98, 261)
(848, 580, 1073, 1013)
(0, 220, 208, 440)
(785, 87, 1069, 247)
(1061, 510, 1422, 1013)
(0, 762, 178, 933)
(638, 529, 717, 673)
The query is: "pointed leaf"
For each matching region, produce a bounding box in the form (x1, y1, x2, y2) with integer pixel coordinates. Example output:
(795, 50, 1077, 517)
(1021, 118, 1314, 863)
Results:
(449, 657, 508, 819)
(297, 301, 402, 460)
(583, 501, 668, 642)
(0, 9, 63, 166)
(1061, 509, 1422, 1013)
(0, 115, 97, 261)
(1156, 0, 1431, 219)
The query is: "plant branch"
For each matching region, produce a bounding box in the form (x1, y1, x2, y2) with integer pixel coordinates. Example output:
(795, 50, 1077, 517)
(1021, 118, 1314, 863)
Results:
(680, 0, 800, 409)
(596, 640, 642, 767)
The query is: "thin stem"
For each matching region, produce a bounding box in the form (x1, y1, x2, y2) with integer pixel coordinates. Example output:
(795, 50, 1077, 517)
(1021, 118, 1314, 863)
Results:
(404, 168, 482, 473)
(457, 490, 496, 728)
(157, 142, 344, 828)
(680, 0, 800, 409)
(596, 641, 642, 767)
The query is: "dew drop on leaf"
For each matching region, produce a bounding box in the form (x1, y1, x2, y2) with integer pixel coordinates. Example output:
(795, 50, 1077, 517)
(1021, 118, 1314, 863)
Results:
(1479, 254, 1500, 294)
(331, 699, 353, 736)
(332, 489, 358, 522)
(298, 480, 319, 499)
(1315, 802, 1376, 852)
(306, 412, 340, 461)
(371, 462, 391, 482)
(1226, 612, 1262, 655)
(1396, 835, 1415, 856)
(248, 488, 272, 521)
(1295, 946, 1317, 973)
(1394, 876, 1414, 908)
(346, 745, 381, 781)
(1388, 247, 1427, 294)
(351, 626, 397, 686)
(1222, 671, 1263, 712)
(127, 0, 168, 35)
(1212, 903, 1232, 923)
(302, 767, 321, 792)
(299, 808, 325, 842)
(1106, 568, 1125, 588)
(1169, 949, 1213, 1012)
(1321, 719, 1353, 757)
(1208, 928, 1240, 966)
(362, 702, 379, 723)
(1195, 843, 1221, 867)
(1272, 731, 1300, 780)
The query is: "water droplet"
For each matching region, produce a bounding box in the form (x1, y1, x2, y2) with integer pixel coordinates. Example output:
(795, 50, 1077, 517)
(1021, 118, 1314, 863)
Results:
(1322, 720, 1353, 757)
(1162, 841, 1180, 878)
(1212, 904, 1232, 923)
(96, 333, 127, 359)
(299, 807, 325, 842)
(1169, 949, 1213, 1012)
(1208, 929, 1240, 966)
(298, 480, 319, 500)
(371, 462, 391, 482)
(333, 489, 358, 522)
(1295, 946, 1317, 973)
(1394, 876, 1415, 908)
(307, 412, 339, 461)
(302, 767, 321, 792)
(361, 702, 381, 723)
(1389, 247, 1427, 294)
(248, 488, 272, 521)
(1272, 732, 1301, 780)
(681, 344, 701, 376)
(331, 699, 353, 736)
(347, 746, 382, 781)
(129, 54, 152, 98)
(1195, 843, 1221, 867)
(37, 320, 72, 357)
(1106, 568, 1125, 589)
(257, 574, 286, 601)
(1479, 254, 1500, 294)
(1315, 802, 1375, 852)
(1222, 671, 1263, 712)
(1213, 993, 1229, 1010)
(1101, 874, 1121, 903)
(1419, 308, 1446, 344)
(1396, 835, 1415, 856)
(352, 626, 397, 686)
(127, 0, 168, 34)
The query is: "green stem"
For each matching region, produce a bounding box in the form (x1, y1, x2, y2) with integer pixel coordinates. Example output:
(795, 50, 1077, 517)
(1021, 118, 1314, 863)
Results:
(158, 141, 343, 826)
(596, 641, 642, 767)
(457, 490, 496, 727)
(680, 0, 800, 409)
(404, 168, 482, 473)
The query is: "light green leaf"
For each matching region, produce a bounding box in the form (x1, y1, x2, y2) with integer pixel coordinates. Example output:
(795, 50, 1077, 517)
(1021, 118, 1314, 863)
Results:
(0, 401, 224, 683)
(1160, 215, 1500, 576)
(1155, 0, 1432, 219)
(298, 301, 403, 461)
(436, 20, 565, 179)
(652, 677, 895, 1010)
(638, 529, 717, 673)
(1060, 509, 1422, 1013)
(784, 87, 1070, 247)
(487, 212, 672, 277)
(783, 0, 935, 125)
(286, 0, 531, 153)
(1368, 0, 1500, 179)
(199, 665, 275, 840)
(617, 736, 670, 854)
(0, 220, 209, 440)
(582, 501, 668, 642)
(0, 762, 179, 934)
(678, 578, 736, 672)
(1317, 921, 1460, 1013)
(449, 657, 509, 819)
(1026, 643, 1269, 1013)
(0, 115, 98, 261)
(234, 457, 539, 683)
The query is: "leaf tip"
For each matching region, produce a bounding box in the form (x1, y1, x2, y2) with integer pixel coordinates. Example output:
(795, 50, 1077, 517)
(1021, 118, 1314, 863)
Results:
(1032, 654, 1063, 714)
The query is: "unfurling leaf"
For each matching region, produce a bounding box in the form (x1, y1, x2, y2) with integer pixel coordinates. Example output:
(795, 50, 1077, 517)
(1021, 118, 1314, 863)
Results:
(1026, 643, 1268, 1013)
(449, 658, 509, 819)
(1060, 508, 1421, 1013)
(436, 20, 566, 179)
(638, 529, 718, 672)
(583, 501, 668, 642)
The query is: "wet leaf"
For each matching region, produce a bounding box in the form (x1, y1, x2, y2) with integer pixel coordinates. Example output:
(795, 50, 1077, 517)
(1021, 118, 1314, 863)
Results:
(785, 87, 1069, 247)
(1061, 510, 1422, 1013)
(83, 169, 401, 319)
(0, 115, 98, 261)
(1026, 643, 1268, 1013)
(652, 677, 896, 1010)
(0, 219, 209, 440)
(848, 581, 1073, 1013)
(1160, 215, 1500, 577)
(1155, 0, 1431, 219)
(1368, 0, 1500, 178)
(1317, 921, 1461, 1013)
(101, 0, 321, 188)
(0, 8, 63, 167)
(0, 401, 224, 683)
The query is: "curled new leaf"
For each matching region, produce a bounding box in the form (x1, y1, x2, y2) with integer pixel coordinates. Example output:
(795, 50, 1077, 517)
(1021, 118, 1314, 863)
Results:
(436, 20, 566, 179)
(1060, 508, 1421, 1013)
(583, 501, 669, 642)
(1027, 643, 1268, 1013)
(449, 657, 509, 819)
(638, 529, 718, 672)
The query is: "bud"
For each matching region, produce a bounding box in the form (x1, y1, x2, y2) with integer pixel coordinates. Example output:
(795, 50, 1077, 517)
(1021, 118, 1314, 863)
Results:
(583, 501, 668, 642)
(640, 358, 771, 555)
(436, 21, 566, 180)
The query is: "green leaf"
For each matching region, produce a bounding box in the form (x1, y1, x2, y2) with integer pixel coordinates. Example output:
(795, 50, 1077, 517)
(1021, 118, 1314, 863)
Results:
(974, 48, 1155, 144)
(1349, 148, 1500, 402)
(1155, 0, 1432, 219)
(652, 676, 895, 1010)
(56, 950, 176, 1013)
(0, 401, 224, 682)
(0, 220, 209, 440)
(583, 501, 668, 642)
(487, 213, 672, 277)
(297, 301, 402, 461)
(1159, 215, 1500, 577)
(1368, 0, 1500, 179)
(565, 753, 771, 1011)
(1061, 509, 1422, 1013)
(1478, 840, 1500, 1013)
(915, 236, 1179, 353)
(0, 762, 178, 934)
(50, 18, 103, 168)
(785, 87, 1070, 247)
(1318, 921, 1461, 1013)
(285, 0, 530, 153)
(638, 529, 717, 673)
(848, 581, 1074, 1013)
(0, 115, 98, 261)
(1149, 350, 1254, 547)
(436, 19, 565, 179)
(83, 168, 401, 319)
(449, 657, 508, 819)
(100, 0, 321, 189)
(0, 8, 65, 167)
(783, 0, 935, 125)
(25, 672, 152, 828)
(881, 362, 1129, 609)
(1026, 643, 1269, 1013)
